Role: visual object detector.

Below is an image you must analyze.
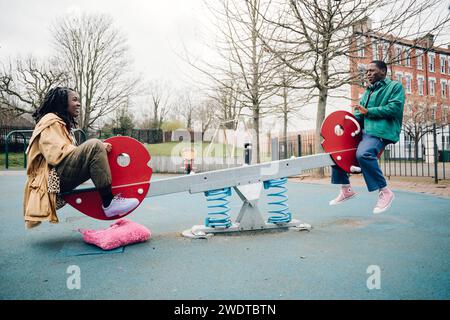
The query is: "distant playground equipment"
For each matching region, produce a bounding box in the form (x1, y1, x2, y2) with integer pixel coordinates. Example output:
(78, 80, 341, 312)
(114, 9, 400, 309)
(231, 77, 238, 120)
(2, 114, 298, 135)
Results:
(58, 110, 363, 238)
(204, 118, 243, 162)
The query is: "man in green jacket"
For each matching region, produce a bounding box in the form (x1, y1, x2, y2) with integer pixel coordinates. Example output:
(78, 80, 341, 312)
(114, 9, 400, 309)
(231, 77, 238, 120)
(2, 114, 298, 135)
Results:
(329, 60, 405, 214)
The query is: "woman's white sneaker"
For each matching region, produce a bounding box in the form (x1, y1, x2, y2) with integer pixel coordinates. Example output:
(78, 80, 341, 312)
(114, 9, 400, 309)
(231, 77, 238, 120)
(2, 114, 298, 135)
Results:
(102, 194, 139, 217)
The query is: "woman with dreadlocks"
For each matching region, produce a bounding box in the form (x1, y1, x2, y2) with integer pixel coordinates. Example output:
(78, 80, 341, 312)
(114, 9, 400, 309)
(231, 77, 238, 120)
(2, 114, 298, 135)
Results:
(23, 87, 139, 229)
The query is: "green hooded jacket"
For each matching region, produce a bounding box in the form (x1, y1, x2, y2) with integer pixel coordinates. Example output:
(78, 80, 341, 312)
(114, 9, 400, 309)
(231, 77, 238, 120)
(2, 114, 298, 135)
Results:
(354, 78, 405, 143)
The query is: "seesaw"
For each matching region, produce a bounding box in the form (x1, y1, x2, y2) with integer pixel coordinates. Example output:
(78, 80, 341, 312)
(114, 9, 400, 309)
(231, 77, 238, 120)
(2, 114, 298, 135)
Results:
(61, 110, 362, 238)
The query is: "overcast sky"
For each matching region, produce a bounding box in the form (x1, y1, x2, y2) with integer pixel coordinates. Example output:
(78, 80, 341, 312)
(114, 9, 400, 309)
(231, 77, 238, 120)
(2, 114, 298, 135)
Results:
(0, 0, 214, 89)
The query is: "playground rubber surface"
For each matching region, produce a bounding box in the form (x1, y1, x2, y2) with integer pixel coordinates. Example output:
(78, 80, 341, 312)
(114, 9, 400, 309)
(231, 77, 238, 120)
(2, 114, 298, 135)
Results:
(0, 171, 449, 300)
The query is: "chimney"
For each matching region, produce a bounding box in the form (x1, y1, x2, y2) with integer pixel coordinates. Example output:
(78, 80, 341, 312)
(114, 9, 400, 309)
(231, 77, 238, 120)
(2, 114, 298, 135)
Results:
(353, 17, 372, 34)
(424, 34, 435, 47)
(416, 33, 435, 49)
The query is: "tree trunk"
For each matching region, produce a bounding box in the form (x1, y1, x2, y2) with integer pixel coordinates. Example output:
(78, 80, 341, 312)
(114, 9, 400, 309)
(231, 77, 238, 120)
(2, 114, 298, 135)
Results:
(283, 112, 288, 160)
(414, 136, 420, 161)
(251, 1, 261, 164)
(253, 108, 260, 164)
(283, 85, 288, 159)
(314, 88, 327, 177)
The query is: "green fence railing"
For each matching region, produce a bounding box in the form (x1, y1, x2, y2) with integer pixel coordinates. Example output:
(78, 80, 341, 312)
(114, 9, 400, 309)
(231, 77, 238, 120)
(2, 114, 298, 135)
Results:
(4, 129, 86, 169)
(4, 130, 33, 169)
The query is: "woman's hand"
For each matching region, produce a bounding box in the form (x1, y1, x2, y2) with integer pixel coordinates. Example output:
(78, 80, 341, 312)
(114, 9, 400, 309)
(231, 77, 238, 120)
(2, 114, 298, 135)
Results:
(103, 142, 112, 153)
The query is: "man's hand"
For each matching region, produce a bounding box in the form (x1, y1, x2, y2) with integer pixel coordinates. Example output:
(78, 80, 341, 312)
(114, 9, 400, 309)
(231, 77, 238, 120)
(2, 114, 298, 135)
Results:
(354, 105, 368, 115)
(103, 142, 112, 153)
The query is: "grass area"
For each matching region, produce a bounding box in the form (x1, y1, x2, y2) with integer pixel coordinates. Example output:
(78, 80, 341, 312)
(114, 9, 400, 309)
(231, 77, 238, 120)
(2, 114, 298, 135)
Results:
(0, 152, 27, 169)
(146, 141, 244, 158)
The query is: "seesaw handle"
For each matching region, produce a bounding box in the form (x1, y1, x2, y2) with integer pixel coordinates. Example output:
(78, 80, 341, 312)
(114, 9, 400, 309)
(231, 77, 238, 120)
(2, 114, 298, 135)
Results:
(345, 115, 361, 137)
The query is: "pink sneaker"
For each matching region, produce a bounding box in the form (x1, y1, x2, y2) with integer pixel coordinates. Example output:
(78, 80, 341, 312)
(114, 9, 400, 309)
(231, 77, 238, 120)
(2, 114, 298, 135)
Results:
(329, 186, 357, 205)
(373, 188, 395, 214)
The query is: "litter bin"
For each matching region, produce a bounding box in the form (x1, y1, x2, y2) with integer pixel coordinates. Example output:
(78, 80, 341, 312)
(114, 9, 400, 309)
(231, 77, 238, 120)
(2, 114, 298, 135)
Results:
(438, 150, 450, 162)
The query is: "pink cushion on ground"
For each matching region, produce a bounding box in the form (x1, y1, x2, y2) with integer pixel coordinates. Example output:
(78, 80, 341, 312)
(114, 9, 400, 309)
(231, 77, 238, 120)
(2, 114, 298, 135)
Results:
(79, 219, 151, 250)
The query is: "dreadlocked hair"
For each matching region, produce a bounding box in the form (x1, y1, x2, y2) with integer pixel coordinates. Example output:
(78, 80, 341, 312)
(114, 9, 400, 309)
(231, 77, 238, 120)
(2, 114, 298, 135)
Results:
(33, 87, 78, 130)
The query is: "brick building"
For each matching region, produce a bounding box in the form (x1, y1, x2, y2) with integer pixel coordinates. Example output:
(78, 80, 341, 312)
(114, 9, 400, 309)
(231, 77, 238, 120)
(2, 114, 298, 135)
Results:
(350, 18, 450, 127)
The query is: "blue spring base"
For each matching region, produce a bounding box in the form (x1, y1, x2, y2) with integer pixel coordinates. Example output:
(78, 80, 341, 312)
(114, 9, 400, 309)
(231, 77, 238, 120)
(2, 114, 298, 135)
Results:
(263, 178, 292, 224)
(204, 187, 232, 228)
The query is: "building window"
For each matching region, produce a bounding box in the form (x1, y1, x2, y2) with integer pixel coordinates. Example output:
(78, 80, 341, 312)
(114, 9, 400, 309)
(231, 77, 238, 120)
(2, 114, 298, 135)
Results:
(395, 46, 402, 65)
(448, 56, 450, 74)
(395, 72, 403, 84)
(429, 78, 436, 96)
(431, 107, 436, 121)
(372, 40, 379, 60)
(405, 74, 412, 93)
(416, 50, 423, 69)
(405, 133, 411, 143)
(440, 55, 447, 74)
(429, 53, 435, 72)
(381, 43, 389, 62)
(357, 64, 366, 87)
(417, 76, 424, 96)
(357, 37, 365, 57)
(441, 80, 447, 98)
(405, 50, 411, 67)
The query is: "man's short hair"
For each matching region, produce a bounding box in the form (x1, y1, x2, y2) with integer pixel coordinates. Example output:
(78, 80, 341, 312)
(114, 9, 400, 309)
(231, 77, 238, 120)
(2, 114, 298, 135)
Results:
(370, 60, 387, 73)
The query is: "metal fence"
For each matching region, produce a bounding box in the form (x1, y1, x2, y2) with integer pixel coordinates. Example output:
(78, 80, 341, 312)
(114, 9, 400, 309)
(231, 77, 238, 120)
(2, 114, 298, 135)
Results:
(274, 125, 450, 180)
(2, 127, 87, 169)
(0, 126, 34, 152)
(110, 128, 163, 144)
(274, 132, 331, 175)
(381, 125, 449, 181)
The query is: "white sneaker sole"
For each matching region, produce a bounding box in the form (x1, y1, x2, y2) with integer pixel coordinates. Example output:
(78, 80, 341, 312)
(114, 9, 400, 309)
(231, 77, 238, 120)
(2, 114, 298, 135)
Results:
(104, 211, 129, 218)
(103, 201, 139, 218)
(373, 194, 395, 214)
(329, 193, 357, 206)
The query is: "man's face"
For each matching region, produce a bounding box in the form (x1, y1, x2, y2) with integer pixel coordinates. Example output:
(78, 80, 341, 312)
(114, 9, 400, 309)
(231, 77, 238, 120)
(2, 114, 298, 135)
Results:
(366, 63, 386, 85)
(67, 90, 81, 118)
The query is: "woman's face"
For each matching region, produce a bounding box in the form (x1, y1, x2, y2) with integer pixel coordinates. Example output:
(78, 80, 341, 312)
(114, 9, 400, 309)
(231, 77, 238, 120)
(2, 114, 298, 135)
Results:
(67, 90, 81, 118)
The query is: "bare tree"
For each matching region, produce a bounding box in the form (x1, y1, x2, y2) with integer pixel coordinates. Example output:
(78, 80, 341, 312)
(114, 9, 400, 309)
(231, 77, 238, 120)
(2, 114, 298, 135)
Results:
(187, 0, 282, 163)
(194, 98, 219, 139)
(212, 81, 244, 130)
(254, 0, 449, 174)
(0, 56, 68, 115)
(174, 90, 196, 130)
(52, 13, 139, 131)
(144, 81, 173, 130)
(273, 66, 311, 158)
(114, 99, 135, 132)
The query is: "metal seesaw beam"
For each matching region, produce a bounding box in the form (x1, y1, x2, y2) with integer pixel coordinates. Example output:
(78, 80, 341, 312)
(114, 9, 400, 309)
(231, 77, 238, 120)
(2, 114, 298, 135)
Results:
(147, 152, 334, 197)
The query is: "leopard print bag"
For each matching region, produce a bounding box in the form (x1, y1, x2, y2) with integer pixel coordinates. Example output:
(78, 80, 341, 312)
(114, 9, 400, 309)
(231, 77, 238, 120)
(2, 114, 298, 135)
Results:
(48, 167, 67, 210)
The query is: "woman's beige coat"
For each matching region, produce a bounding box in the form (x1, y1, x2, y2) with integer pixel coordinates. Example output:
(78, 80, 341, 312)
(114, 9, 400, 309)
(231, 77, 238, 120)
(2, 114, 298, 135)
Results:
(23, 113, 76, 229)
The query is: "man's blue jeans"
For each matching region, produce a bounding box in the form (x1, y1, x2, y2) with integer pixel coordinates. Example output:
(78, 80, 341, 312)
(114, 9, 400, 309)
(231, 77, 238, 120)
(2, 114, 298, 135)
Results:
(331, 132, 391, 192)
